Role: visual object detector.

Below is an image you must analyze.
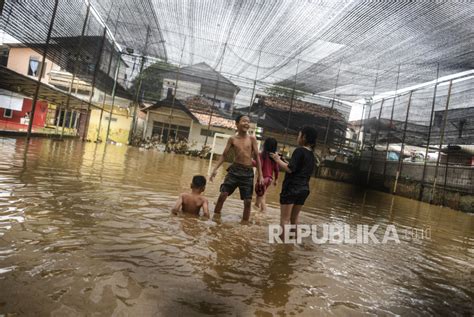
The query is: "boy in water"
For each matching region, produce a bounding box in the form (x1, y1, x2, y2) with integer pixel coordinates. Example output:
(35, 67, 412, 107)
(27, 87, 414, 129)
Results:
(210, 114, 264, 221)
(172, 175, 209, 217)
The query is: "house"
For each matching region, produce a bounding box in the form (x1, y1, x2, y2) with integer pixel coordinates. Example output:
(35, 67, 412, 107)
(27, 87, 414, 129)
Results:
(0, 37, 133, 142)
(142, 93, 252, 153)
(241, 94, 347, 154)
(0, 44, 83, 135)
(159, 62, 240, 112)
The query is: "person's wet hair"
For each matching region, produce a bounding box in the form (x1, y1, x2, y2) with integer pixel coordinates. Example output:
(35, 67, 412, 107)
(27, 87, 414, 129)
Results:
(235, 114, 249, 124)
(262, 137, 278, 159)
(192, 175, 206, 189)
(300, 126, 317, 149)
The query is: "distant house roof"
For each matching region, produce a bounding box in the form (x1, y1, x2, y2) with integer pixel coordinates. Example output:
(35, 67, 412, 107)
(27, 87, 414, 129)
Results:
(143, 96, 199, 122)
(181, 62, 239, 90)
(190, 111, 235, 130)
(184, 95, 214, 111)
(252, 95, 345, 121)
(160, 62, 240, 96)
(144, 95, 235, 129)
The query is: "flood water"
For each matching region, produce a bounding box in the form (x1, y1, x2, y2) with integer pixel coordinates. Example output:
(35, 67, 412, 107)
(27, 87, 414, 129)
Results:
(0, 137, 472, 316)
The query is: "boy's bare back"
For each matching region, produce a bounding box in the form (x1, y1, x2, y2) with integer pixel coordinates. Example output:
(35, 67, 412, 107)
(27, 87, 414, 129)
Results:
(174, 193, 209, 216)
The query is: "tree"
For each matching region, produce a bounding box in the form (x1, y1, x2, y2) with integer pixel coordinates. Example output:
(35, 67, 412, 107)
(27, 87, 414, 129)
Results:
(264, 84, 307, 100)
(130, 60, 177, 102)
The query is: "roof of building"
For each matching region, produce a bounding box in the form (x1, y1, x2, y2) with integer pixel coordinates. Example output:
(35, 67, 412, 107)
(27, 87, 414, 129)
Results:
(143, 96, 199, 121)
(160, 62, 240, 92)
(144, 95, 235, 129)
(190, 111, 235, 130)
(252, 95, 345, 122)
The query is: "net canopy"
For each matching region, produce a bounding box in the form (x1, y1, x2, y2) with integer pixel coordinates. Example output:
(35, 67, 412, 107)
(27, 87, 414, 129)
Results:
(91, 0, 473, 103)
(1, 0, 473, 109)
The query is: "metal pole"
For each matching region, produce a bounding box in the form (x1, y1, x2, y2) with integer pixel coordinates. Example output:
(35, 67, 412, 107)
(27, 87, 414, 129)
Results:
(248, 49, 262, 116)
(60, 3, 91, 140)
(382, 64, 401, 179)
(164, 36, 187, 143)
(128, 25, 151, 144)
(97, 8, 121, 142)
(431, 80, 453, 204)
(60, 107, 67, 137)
(27, 0, 59, 140)
(392, 90, 413, 193)
(82, 26, 108, 140)
(282, 59, 300, 153)
(359, 65, 379, 152)
(442, 147, 450, 206)
(55, 103, 62, 135)
(324, 59, 343, 146)
(105, 56, 121, 142)
(419, 63, 440, 201)
(366, 98, 385, 184)
(204, 42, 227, 147)
(96, 92, 107, 142)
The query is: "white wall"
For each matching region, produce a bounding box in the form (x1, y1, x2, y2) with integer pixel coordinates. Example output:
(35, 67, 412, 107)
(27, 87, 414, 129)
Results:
(162, 78, 201, 100)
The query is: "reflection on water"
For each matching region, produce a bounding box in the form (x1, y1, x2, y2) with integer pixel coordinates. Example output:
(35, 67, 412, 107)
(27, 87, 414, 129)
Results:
(0, 137, 472, 316)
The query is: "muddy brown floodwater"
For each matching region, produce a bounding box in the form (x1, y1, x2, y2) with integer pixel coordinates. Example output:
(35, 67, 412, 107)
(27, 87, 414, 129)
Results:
(0, 137, 472, 316)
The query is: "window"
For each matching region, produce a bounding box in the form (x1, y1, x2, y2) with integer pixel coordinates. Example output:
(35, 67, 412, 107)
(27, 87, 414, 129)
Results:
(152, 121, 190, 142)
(434, 113, 443, 127)
(27, 58, 46, 77)
(104, 116, 118, 122)
(28, 58, 41, 77)
(200, 129, 216, 137)
(458, 119, 466, 138)
(0, 47, 9, 66)
(56, 109, 79, 128)
(3, 108, 13, 118)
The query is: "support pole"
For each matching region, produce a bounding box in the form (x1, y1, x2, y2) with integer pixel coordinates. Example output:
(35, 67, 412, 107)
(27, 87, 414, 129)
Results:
(248, 49, 262, 116)
(55, 103, 62, 135)
(419, 63, 440, 201)
(129, 25, 151, 144)
(282, 59, 300, 153)
(430, 80, 453, 204)
(82, 26, 108, 141)
(96, 92, 107, 142)
(392, 90, 413, 193)
(105, 56, 121, 142)
(27, 0, 59, 140)
(442, 148, 450, 206)
(204, 42, 227, 147)
(60, 108, 67, 137)
(60, 3, 91, 140)
(324, 60, 343, 146)
(366, 98, 385, 184)
(359, 65, 379, 152)
(164, 36, 187, 143)
(382, 64, 401, 179)
(97, 8, 121, 142)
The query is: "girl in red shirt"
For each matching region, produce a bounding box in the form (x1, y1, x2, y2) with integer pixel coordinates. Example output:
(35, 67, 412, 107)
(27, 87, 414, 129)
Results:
(254, 137, 279, 212)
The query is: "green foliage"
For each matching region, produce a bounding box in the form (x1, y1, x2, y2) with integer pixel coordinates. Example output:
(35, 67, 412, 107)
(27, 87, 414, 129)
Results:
(130, 61, 177, 102)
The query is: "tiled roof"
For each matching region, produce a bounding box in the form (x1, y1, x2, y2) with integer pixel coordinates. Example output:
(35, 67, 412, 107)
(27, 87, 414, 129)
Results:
(255, 95, 345, 121)
(191, 111, 235, 130)
(184, 95, 214, 111)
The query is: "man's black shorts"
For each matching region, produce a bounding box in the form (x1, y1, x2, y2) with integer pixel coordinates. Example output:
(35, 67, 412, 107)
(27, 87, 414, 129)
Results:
(220, 164, 254, 200)
(280, 187, 309, 205)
